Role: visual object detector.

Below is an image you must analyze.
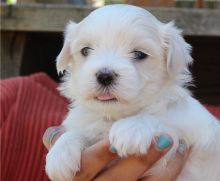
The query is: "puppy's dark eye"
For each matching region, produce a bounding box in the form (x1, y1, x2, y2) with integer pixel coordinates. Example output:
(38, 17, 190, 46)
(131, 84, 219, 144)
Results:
(81, 47, 91, 57)
(133, 51, 148, 61)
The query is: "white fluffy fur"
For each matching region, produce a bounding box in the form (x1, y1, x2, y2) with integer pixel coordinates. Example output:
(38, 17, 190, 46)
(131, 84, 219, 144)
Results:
(46, 5, 220, 181)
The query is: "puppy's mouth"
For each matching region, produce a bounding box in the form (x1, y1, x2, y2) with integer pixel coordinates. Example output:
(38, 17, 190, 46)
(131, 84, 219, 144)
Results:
(95, 93, 118, 103)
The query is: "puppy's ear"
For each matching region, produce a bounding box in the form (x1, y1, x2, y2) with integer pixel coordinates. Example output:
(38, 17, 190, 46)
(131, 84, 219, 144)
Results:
(160, 22, 193, 83)
(56, 21, 77, 73)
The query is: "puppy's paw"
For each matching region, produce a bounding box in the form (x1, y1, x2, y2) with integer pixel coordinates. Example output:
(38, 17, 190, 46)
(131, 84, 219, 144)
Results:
(109, 117, 156, 157)
(109, 119, 152, 157)
(45, 132, 83, 181)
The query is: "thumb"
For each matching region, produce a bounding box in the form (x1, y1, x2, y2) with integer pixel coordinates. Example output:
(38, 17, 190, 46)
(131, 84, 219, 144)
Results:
(43, 126, 65, 150)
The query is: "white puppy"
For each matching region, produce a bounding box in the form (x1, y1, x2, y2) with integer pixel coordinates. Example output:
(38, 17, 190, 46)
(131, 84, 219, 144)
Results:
(46, 4, 220, 181)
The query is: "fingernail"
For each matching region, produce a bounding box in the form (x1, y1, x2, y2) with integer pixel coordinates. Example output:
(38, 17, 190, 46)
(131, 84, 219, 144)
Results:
(44, 127, 63, 149)
(156, 135, 173, 150)
(177, 139, 187, 155)
(109, 145, 117, 153)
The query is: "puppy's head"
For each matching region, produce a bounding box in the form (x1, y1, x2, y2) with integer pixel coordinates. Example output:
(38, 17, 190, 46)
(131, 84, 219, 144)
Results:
(57, 5, 192, 118)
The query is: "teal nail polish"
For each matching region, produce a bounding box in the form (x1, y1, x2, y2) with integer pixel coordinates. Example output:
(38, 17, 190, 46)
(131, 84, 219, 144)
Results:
(156, 135, 173, 150)
(109, 145, 117, 153)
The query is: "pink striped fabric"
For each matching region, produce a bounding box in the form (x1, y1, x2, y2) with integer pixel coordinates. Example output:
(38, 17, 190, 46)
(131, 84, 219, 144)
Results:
(1, 73, 68, 181)
(0, 73, 219, 181)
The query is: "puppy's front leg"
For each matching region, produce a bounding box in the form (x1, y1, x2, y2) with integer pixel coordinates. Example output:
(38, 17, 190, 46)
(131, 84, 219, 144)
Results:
(109, 115, 178, 157)
(46, 131, 84, 181)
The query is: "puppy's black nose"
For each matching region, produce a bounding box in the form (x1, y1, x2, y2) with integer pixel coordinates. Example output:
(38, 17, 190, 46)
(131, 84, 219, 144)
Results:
(96, 68, 117, 86)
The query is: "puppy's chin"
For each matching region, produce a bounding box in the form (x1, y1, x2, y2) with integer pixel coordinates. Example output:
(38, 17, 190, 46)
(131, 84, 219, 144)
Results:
(78, 95, 140, 120)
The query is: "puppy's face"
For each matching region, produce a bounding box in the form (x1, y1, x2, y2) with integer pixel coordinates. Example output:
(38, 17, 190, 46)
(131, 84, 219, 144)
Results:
(57, 5, 192, 118)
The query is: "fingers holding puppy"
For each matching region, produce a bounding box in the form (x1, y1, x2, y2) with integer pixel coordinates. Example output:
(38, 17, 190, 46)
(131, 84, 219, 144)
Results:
(92, 137, 189, 181)
(73, 139, 118, 181)
(43, 128, 188, 181)
(93, 135, 174, 181)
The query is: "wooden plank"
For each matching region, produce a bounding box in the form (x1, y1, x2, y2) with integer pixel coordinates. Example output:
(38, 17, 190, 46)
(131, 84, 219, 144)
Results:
(1, 31, 26, 78)
(125, 0, 175, 7)
(1, 4, 94, 32)
(1, 3, 220, 36)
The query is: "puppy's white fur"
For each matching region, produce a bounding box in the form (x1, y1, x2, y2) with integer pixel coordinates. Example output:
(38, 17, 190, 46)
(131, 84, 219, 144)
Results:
(46, 5, 220, 181)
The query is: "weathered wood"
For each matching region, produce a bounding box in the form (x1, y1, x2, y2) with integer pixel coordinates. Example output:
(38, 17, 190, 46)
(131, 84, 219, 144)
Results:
(17, 0, 37, 3)
(1, 4, 94, 32)
(1, 3, 220, 36)
(1, 31, 26, 79)
(125, 0, 175, 7)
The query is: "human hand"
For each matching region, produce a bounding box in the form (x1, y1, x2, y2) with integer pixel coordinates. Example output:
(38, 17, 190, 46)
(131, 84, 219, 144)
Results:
(43, 127, 189, 181)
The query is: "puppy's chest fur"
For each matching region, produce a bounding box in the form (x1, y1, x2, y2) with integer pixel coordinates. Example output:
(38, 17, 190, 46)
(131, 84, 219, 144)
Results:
(63, 106, 115, 145)
(64, 98, 220, 180)
(63, 96, 218, 150)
